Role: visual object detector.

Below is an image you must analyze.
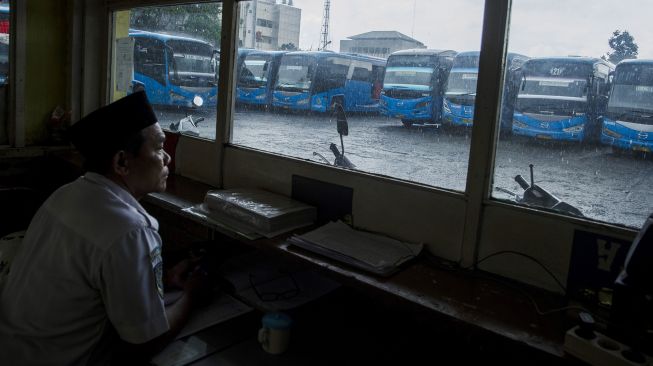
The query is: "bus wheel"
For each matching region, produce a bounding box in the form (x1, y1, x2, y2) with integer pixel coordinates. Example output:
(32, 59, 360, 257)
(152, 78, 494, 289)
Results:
(401, 120, 413, 128)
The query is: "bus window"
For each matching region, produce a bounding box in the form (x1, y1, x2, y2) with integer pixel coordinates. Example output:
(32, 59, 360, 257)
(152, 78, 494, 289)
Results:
(134, 38, 166, 86)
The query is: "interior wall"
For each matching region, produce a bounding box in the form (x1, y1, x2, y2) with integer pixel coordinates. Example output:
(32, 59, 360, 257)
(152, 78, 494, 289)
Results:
(477, 204, 634, 292)
(223, 146, 467, 261)
(24, 0, 68, 145)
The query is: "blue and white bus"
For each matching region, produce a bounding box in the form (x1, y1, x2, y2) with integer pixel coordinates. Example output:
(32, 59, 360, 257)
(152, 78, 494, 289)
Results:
(129, 29, 219, 108)
(512, 56, 613, 142)
(601, 59, 653, 153)
(236, 50, 285, 108)
(380, 49, 456, 127)
(442, 51, 529, 132)
(272, 51, 385, 113)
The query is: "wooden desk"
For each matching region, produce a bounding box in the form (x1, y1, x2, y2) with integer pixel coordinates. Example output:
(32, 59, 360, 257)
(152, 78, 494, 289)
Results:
(142, 174, 576, 364)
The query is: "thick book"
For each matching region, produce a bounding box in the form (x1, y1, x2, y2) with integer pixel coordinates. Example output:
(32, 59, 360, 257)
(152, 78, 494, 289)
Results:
(203, 188, 317, 235)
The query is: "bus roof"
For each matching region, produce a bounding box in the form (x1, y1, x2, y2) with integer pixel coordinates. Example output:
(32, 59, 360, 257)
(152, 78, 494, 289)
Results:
(525, 56, 609, 66)
(128, 29, 215, 48)
(244, 50, 287, 57)
(389, 49, 457, 58)
(455, 51, 479, 57)
(282, 50, 386, 64)
(616, 58, 653, 67)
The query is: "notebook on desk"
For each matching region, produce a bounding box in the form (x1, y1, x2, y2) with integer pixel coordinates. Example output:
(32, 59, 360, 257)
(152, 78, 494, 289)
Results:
(287, 221, 423, 276)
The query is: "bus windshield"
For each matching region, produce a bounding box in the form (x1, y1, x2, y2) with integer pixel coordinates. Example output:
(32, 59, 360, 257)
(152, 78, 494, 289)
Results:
(383, 67, 433, 90)
(608, 64, 653, 112)
(167, 39, 215, 86)
(238, 55, 269, 88)
(445, 70, 478, 95)
(276, 55, 315, 91)
(519, 77, 588, 100)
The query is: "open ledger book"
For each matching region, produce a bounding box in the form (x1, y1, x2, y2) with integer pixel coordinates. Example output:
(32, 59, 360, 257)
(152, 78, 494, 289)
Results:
(287, 221, 423, 276)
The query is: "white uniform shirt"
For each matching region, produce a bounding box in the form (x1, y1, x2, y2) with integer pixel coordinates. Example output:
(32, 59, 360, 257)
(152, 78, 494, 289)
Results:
(0, 173, 169, 365)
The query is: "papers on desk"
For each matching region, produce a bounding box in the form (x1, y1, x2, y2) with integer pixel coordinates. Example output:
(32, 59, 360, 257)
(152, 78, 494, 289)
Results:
(151, 335, 214, 366)
(151, 292, 252, 366)
(287, 221, 423, 276)
(175, 292, 253, 341)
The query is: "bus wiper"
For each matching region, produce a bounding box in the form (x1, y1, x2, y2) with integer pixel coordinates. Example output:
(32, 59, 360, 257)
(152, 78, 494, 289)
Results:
(277, 84, 305, 92)
(447, 92, 476, 97)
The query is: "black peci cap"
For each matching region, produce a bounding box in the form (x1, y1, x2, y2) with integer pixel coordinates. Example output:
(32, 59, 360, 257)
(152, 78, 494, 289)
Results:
(67, 91, 158, 158)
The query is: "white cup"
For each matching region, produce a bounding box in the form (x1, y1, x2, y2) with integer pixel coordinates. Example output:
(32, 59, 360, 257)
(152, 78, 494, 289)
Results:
(258, 312, 292, 354)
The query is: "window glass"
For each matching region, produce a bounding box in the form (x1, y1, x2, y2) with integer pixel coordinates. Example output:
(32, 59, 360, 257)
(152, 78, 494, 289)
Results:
(110, 3, 222, 140)
(492, 0, 652, 228)
(0, 1, 9, 145)
(231, 0, 484, 192)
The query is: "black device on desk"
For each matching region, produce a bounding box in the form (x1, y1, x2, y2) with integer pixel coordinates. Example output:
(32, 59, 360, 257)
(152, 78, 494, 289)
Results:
(610, 212, 653, 354)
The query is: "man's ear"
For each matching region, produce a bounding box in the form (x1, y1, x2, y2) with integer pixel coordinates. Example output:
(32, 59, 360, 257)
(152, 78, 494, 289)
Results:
(112, 150, 129, 176)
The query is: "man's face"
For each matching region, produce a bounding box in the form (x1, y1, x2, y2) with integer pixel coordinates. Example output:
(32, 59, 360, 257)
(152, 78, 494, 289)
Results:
(125, 123, 170, 199)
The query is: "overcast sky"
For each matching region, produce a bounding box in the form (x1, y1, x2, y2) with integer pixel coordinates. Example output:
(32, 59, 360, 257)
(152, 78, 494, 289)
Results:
(292, 0, 652, 59)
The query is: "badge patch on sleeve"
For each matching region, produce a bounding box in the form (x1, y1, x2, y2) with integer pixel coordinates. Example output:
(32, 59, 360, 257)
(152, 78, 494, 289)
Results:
(150, 246, 164, 298)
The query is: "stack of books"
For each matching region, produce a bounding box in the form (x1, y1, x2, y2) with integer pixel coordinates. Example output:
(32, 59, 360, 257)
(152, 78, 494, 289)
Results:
(185, 188, 317, 238)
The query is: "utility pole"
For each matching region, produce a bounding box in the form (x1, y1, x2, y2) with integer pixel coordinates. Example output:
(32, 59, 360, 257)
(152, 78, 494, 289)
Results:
(319, 0, 330, 50)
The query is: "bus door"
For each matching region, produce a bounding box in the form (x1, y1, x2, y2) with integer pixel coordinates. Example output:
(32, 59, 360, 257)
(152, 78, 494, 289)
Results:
(133, 37, 168, 104)
(314, 56, 350, 110)
(432, 62, 450, 123)
(371, 65, 384, 100)
(347, 60, 375, 110)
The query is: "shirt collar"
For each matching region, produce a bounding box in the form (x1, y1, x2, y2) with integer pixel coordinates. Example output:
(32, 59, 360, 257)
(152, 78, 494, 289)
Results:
(82, 172, 159, 230)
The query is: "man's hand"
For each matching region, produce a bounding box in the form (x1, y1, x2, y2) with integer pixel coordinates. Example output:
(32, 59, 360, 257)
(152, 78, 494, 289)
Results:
(183, 265, 213, 306)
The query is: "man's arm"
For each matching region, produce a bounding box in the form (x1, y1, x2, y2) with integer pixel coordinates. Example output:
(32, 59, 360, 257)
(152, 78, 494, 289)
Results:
(113, 269, 211, 362)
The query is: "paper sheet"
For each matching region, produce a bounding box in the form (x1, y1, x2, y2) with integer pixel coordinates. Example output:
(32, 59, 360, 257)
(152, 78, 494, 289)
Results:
(174, 292, 253, 340)
(114, 37, 134, 92)
(151, 336, 214, 366)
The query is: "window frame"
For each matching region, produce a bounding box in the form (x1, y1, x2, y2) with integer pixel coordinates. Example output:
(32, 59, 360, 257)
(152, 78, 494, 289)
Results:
(99, 0, 638, 293)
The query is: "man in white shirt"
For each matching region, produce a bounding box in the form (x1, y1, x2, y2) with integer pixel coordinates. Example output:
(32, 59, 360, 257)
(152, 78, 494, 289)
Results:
(0, 91, 210, 365)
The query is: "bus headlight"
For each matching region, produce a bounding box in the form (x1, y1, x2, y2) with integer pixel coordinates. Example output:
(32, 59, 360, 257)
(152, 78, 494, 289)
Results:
(513, 120, 528, 128)
(416, 101, 430, 109)
(602, 127, 622, 138)
(297, 98, 309, 105)
(169, 91, 186, 101)
(563, 125, 584, 133)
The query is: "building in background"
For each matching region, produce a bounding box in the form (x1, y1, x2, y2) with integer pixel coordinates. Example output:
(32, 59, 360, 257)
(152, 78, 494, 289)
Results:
(340, 31, 426, 59)
(239, 0, 301, 51)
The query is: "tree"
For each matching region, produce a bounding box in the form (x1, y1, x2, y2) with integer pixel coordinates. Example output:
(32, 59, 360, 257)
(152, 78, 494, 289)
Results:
(603, 30, 638, 64)
(280, 42, 298, 51)
(130, 4, 222, 47)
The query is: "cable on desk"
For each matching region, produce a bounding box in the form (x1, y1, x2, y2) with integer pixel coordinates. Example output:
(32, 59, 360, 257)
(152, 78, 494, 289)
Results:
(421, 250, 602, 320)
(472, 250, 567, 294)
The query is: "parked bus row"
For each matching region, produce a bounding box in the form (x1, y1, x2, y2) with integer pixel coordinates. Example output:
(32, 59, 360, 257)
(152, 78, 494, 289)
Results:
(127, 29, 653, 153)
(129, 29, 385, 114)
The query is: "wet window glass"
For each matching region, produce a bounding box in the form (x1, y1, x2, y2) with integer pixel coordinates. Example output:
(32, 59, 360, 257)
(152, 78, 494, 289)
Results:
(231, 0, 484, 192)
(110, 3, 222, 140)
(0, 1, 9, 145)
(492, 0, 652, 229)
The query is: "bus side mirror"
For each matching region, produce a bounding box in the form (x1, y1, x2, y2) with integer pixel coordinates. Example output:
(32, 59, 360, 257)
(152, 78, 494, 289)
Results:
(334, 103, 348, 136)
